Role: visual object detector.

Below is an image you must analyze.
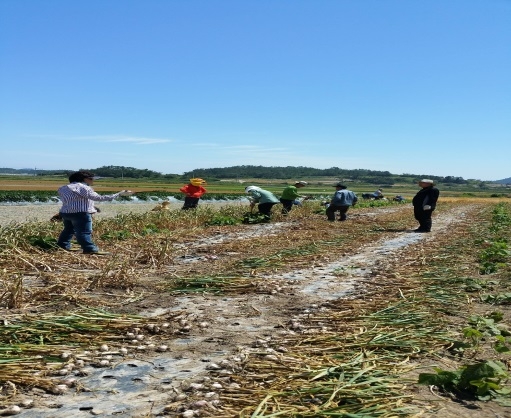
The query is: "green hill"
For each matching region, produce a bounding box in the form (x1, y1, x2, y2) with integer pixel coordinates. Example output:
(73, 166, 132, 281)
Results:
(183, 165, 468, 186)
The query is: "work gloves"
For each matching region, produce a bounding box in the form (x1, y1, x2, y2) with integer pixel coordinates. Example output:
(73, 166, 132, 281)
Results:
(119, 190, 134, 196)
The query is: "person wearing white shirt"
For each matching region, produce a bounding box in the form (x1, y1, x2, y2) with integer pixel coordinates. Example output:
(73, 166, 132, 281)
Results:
(57, 171, 133, 254)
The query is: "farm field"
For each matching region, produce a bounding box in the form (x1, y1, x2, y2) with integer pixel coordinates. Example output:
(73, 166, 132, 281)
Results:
(1, 175, 510, 200)
(0, 197, 511, 417)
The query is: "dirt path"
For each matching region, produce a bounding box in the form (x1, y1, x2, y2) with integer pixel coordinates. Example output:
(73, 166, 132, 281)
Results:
(11, 204, 481, 417)
(0, 200, 247, 226)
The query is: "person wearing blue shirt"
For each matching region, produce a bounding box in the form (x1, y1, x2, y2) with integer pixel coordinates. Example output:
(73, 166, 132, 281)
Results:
(372, 188, 383, 199)
(326, 182, 358, 222)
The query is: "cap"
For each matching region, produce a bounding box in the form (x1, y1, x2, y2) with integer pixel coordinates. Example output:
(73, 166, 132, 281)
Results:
(333, 182, 346, 188)
(420, 179, 435, 184)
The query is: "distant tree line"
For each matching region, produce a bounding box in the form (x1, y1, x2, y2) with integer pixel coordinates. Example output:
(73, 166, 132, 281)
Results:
(184, 165, 397, 181)
(0, 168, 69, 176)
(494, 177, 511, 185)
(86, 166, 178, 179)
(0, 166, 179, 180)
(1, 165, 471, 185)
(184, 166, 469, 185)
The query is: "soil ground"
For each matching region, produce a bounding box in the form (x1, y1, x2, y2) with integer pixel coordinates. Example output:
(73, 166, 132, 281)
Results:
(1, 200, 510, 417)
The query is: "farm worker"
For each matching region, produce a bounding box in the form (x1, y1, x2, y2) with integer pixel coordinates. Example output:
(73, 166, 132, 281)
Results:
(280, 181, 309, 214)
(152, 201, 171, 211)
(372, 188, 384, 199)
(57, 171, 134, 255)
(412, 179, 439, 233)
(180, 178, 207, 210)
(326, 182, 358, 222)
(245, 185, 280, 221)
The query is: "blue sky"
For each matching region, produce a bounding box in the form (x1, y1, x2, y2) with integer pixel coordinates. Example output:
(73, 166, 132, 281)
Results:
(1, 0, 510, 180)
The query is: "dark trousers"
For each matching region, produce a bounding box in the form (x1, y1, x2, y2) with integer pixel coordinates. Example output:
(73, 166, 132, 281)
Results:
(280, 198, 294, 214)
(326, 204, 349, 221)
(414, 207, 433, 231)
(182, 197, 200, 210)
(258, 202, 278, 219)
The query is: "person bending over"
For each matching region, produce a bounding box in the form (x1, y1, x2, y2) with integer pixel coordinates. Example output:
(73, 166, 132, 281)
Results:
(245, 185, 280, 221)
(280, 181, 309, 214)
(326, 182, 358, 222)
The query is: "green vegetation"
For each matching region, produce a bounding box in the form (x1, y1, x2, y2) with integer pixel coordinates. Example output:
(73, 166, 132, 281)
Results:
(4, 164, 509, 188)
(27, 235, 59, 250)
(0, 180, 509, 203)
(0, 190, 61, 202)
(205, 214, 241, 226)
(182, 165, 476, 184)
(0, 190, 244, 203)
(241, 212, 271, 224)
(479, 203, 510, 274)
(418, 360, 510, 401)
(412, 202, 511, 405)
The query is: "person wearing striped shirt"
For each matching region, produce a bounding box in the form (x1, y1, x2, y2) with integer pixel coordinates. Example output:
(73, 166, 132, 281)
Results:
(57, 171, 133, 255)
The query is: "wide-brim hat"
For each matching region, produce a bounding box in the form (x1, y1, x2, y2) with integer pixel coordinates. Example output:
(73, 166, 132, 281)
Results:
(190, 178, 206, 186)
(245, 185, 261, 193)
(333, 182, 346, 187)
(420, 179, 435, 184)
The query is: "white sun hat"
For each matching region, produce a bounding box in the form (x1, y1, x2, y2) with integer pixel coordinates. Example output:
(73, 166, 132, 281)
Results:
(245, 185, 261, 193)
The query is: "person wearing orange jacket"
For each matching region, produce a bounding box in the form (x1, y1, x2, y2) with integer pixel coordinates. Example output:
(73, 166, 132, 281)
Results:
(179, 178, 207, 210)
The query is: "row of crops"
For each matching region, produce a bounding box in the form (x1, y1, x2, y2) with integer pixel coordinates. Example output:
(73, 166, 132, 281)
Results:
(0, 190, 247, 203)
(0, 190, 381, 204)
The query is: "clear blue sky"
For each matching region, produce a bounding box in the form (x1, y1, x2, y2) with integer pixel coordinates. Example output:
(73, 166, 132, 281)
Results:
(1, 0, 510, 180)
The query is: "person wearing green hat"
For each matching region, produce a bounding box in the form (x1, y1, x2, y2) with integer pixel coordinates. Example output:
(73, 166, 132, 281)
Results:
(280, 181, 309, 214)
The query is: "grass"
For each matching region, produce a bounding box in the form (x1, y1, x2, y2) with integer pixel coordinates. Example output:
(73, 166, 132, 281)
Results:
(1, 175, 510, 199)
